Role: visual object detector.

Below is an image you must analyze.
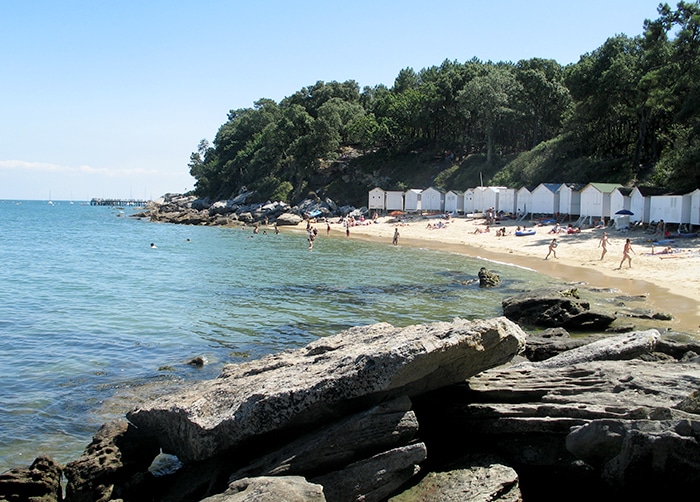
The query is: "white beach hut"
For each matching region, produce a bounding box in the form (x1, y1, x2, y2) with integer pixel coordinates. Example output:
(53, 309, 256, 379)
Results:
(473, 186, 499, 212)
(463, 189, 475, 215)
(530, 183, 561, 216)
(368, 187, 385, 212)
(630, 186, 667, 224)
(516, 186, 534, 216)
(385, 191, 404, 212)
(497, 188, 517, 215)
(421, 187, 445, 212)
(579, 183, 622, 220)
(649, 192, 692, 224)
(445, 190, 464, 214)
(610, 187, 633, 216)
(690, 188, 700, 227)
(404, 189, 423, 213)
(557, 183, 584, 218)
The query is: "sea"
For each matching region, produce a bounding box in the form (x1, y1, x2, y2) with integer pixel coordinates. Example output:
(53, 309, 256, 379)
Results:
(0, 199, 563, 472)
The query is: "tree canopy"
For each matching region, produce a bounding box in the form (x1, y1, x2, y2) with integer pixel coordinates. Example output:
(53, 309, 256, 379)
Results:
(189, 3, 700, 206)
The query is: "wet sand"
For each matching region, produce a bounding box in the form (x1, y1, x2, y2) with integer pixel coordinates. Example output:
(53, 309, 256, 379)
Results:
(289, 215, 700, 335)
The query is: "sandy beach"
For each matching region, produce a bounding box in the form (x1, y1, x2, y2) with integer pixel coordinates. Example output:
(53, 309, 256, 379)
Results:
(296, 214, 700, 335)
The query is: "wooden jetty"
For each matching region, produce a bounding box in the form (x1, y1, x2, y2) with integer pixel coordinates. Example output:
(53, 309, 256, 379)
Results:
(90, 198, 150, 207)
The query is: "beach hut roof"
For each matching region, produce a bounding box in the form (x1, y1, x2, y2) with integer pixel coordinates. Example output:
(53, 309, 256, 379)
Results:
(585, 182, 623, 194)
(559, 182, 586, 192)
(425, 186, 446, 193)
(615, 187, 634, 196)
(537, 183, 563, 193)
(634, 186, 670, 197)
(447, 189, 464, 195)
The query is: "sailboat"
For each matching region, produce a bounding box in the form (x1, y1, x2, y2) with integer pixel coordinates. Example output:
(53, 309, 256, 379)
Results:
(48, 191, 55, 205)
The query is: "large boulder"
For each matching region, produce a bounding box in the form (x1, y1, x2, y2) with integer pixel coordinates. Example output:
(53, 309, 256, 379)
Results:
(502, 288, 616, 329)
(276, 212, 304, 225)
(126, 317, 527, 462)
(200, 476, 326, 502)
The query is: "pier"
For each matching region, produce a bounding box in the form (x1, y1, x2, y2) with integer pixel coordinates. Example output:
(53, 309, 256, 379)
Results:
(90, 198, 150, 207)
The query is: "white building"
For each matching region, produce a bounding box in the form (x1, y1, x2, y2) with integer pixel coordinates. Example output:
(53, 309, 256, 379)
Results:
(690, 188, 700, 227)
(385, 191, 404, 212)
(610, 187, 633, 216)
(421, 187, 445, 212)
(629, 186, 667, 224)
(463, 189, 475, 215)
(497, 188, 517, 214)
(579, 183, 622, 220)
(473, 186, 499, 212)
(368, 187, 385, 212)
(530, 183, 561, 216)
(444, 190, 464, 214)
(404, 189, 423, 213)
(516, 186, 534, 216)
(557, 183, 583, 217)
(649, 192, 692, 224)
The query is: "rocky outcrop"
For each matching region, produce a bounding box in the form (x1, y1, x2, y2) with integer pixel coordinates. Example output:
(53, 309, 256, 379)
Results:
(6, 318, 700, 502)
(0, 455, 63, 502)
(478, 267, 500, 287)
(502, 288, 617, 329)
(126, 317, 526, 463)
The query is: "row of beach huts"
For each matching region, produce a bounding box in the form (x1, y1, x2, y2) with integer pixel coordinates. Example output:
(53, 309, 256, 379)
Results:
(368, 183, 700, 227)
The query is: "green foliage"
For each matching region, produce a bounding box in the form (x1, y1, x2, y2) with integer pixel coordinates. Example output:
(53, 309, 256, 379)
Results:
(188, 4, 700, 207)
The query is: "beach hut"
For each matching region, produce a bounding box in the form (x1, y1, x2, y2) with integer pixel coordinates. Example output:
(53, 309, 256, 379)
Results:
(649, 192, 692, 224)
(496, 188, 517, 215)
(557, 183, 583, 218)
(516, 186, 534, 217)
(404, 189, 423, 213)
(530, 183, 561, 216)
(473, 186, 499, 212)
(610, 187, 633, 217)
(385, 191, 404, 212)
(579, 183, 622, 220)
(368, 187, 385, 212)
(444, 190, 464, 214)
(630, 186, 668, 224)
(463, 189, 475, 215)
(690, 189, 700, 227)
(421, 187, 445, 212)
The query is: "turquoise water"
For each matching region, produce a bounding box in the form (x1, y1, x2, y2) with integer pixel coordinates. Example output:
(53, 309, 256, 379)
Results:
(0, 200, 557, 471)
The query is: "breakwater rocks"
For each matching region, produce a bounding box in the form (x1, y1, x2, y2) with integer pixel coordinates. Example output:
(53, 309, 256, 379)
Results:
(133, 192, 357, 227)
(2, 316, 700, 502)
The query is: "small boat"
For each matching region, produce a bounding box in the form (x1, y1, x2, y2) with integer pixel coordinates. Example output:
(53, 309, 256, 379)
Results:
(515, 229, 536, 236)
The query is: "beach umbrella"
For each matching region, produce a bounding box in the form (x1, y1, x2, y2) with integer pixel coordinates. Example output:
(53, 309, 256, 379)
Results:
(615, 209, 634, 215)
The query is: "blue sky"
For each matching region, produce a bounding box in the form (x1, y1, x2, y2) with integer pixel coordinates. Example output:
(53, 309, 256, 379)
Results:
(1, 0, 666, 200)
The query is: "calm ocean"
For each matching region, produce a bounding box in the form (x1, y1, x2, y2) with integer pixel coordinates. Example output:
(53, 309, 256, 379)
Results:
(0, 200, 557, 471)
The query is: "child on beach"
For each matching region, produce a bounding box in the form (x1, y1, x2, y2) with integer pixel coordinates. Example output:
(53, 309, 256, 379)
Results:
(599, 232, 609, 260)
(545, 238, 558, 260)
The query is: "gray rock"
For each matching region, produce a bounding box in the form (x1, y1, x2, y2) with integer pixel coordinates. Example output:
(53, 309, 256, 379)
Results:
(502, 288, 616, 329)
(276, 212, 304, 225)
(310, 443, 427, 502)
(229, 396, 418, 482)
(388, 456, 521, 502)
(126, 317, 526, 462)
(201, 476, 326, 502)
(0, 455, 62, 502)
(514, 330, 661, 369)
(478, 267, 500, 288)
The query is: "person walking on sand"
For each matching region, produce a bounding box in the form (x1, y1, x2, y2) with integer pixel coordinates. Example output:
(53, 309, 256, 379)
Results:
(599, 232, 609, 260)
(545, 238, 558, 260)
(618, 238, 635, 269)
(392, 227, 400, 245)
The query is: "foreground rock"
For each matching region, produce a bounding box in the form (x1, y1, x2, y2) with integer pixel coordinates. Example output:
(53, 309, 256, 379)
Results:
(0, 456, 62, 502)
(126, 317, 526, 463)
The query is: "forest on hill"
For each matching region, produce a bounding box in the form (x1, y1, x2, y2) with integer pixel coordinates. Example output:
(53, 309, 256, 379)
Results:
(188, 2, 700, 208)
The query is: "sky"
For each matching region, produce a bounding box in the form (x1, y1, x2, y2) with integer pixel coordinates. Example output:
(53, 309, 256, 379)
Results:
(1, 0, 668, 201)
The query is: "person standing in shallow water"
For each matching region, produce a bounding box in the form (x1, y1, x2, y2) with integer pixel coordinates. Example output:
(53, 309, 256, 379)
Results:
(618, 238, 635, 269)
(545, 238, 557, 260)
(392, 228, 400, 245)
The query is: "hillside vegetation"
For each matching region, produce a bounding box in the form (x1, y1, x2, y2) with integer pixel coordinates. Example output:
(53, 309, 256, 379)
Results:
(188, 3, 700, 208)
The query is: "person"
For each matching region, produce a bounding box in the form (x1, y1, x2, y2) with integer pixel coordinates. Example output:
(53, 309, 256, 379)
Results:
(618, 238, 635, 269)
(595, 219, 606, 229)
(598, 232, 609, 260)
(545, 238, 558, 260)
(326, 221, 331, 235)
(150, 242, 157, 249)
(274, 223, 280, 235)
(392, 227, 400, 245)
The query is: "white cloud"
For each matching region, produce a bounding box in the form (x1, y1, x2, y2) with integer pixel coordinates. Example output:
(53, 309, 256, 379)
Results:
(0, 160, 159, 177)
